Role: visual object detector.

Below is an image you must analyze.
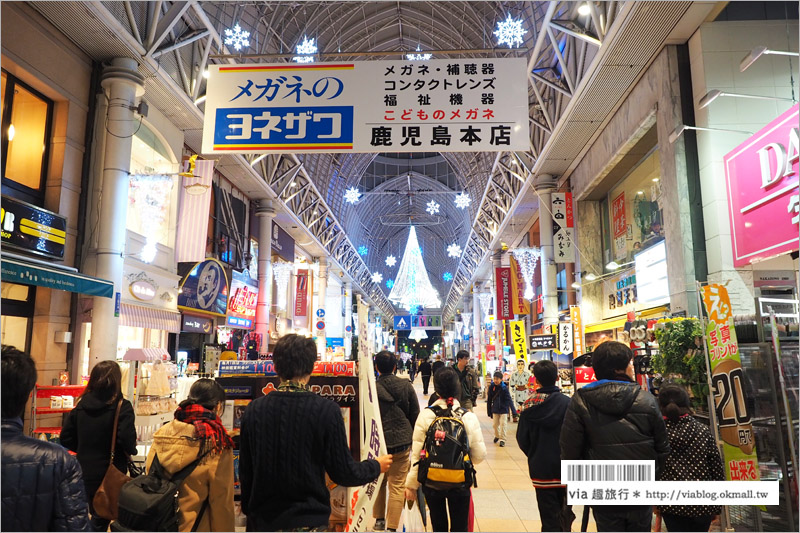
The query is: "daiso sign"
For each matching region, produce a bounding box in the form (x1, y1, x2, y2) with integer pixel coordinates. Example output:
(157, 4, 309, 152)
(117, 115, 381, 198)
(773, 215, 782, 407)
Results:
(724, 104, 799, 267)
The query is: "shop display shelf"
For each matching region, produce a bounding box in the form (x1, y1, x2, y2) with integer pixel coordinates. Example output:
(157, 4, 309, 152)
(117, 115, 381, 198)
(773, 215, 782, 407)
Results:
(34, 407, 73, 414)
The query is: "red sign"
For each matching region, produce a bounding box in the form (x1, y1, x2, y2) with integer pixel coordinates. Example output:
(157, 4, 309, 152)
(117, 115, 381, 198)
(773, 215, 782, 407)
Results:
(612, 192, 626, 238)
(295, 269, 309, 316)
(495, 267, 513, 320)
(574, 366, 596, 389)
(316, 320, 325, 330)
(724, 104, 799, 267)
(228, 270, 258, 326)
(565, 192, 574, 227)
(485, 345, 497, 360)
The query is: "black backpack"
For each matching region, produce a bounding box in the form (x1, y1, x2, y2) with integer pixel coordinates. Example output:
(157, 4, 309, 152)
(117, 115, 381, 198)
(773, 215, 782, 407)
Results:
(416, 405, 477, 490)
(111, 452, 208, 532)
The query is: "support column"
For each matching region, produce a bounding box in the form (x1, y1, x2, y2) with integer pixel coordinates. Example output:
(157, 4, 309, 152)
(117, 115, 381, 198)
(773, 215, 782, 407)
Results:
(90, 58, 145, 367)
(254, 202, 276, 355)
(344, 281, 353, 360)
(535, 174, 560, 329)
(316, 259, 328, 356)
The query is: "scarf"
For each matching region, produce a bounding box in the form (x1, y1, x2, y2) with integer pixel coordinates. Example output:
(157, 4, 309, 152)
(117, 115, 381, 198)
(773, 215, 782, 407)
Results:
(278, 380, 310, 392)
(174, 402, 233, 454)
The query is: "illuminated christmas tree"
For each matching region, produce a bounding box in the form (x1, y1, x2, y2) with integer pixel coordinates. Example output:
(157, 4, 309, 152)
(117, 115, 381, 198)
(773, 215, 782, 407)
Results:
(388, 226, 441, 311)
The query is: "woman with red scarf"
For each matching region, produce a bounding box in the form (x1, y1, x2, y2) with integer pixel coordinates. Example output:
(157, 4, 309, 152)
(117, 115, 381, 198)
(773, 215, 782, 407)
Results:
(146, 379, 234, 532)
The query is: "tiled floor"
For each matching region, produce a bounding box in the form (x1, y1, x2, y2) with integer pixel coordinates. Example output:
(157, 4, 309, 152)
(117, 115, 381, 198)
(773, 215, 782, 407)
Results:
(387, 372, 597, 532)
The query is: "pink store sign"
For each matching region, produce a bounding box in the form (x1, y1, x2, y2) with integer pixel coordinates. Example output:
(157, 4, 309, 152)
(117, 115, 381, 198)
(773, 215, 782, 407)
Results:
(724, 104, 799, 267)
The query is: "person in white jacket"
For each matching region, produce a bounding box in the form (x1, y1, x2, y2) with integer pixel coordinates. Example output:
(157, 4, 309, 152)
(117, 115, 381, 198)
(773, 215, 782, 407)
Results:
(405, 366, 486, 532)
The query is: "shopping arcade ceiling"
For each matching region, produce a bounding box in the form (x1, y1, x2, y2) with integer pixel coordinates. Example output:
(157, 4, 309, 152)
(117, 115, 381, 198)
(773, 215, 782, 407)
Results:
(28, 0, 700, 320)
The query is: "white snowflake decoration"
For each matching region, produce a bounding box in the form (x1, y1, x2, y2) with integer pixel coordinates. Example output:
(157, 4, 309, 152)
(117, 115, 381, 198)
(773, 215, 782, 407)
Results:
(447, 243, 462, 258)
(372, 272, 383, 284)
(344, 187, 361, 204)
(426, 200, 440, 215)
(454, 192, 471, 209)
(293, 36, 317, 63)
(224, 24, 250, 51)
(494, 15, 527, 48)
(512, 247, 541, 300)
(385, 255, 397, 267)
(406, 45, 432, 61)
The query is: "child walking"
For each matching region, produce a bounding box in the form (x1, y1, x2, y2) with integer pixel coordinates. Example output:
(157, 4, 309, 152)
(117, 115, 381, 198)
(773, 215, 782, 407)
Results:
(487, 371, 517, 447)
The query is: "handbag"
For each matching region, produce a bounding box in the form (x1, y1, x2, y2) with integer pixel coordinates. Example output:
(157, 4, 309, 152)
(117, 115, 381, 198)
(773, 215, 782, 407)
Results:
(93, 399, 133, 520)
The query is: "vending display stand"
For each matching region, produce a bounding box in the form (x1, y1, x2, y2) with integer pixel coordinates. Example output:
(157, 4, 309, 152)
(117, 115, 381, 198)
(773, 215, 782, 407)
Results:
(29, 384, 85, 442)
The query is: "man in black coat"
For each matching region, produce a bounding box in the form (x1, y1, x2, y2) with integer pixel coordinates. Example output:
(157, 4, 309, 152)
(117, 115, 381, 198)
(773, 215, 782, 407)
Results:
(517, 360, 573, 532)
(1, 346, 91, 532)
(418, 358, 432, 395)
(560, 341, 670, 532)
(373, 351, 420, 531)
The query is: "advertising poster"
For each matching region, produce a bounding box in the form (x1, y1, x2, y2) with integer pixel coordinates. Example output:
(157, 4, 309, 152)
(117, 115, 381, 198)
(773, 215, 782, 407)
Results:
(700, 284, 761, 482)
(295, 269, 309, 316)
(509, 320, 527, 361)
(226, 269, 258, 329)
(178, 258, 229, 316)
(612, 191, 627, 261)
(495, 267, 513, 320)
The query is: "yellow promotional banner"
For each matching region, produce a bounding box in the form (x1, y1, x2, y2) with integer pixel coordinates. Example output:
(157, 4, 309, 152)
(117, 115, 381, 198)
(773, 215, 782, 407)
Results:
(509, 256, 530, 315)
(700, 284, 760, 482)
(570, 306, 584, 358)
(510, 320, 527, 361)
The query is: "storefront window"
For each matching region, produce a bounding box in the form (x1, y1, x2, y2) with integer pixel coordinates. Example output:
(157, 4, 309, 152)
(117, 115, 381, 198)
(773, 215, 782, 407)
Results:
(0, 281, 34, 353)
(1, 70, 53, 204)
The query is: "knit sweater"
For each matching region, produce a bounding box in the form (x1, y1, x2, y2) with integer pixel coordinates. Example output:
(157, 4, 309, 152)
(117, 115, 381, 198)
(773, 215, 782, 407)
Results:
(239, 390, 380, 531)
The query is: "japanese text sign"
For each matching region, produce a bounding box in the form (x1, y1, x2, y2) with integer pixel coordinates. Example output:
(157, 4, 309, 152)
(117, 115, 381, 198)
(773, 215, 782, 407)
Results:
(202, 59, 529, 154)
(700, 284, 760, 482)
(509, 255, 530, 314)
(552, 192, 575, 263)
(227, 269, 258, 329)
(529, 334, 556, 351)
(558, 322, 573, 355)
(218, 359, 356, 376)
(495, 267, 513, 320)
(724, 104, 799, 267)
(570, 305, 584, 358)
(612, 192, 627, 260)
(510, 320, 527, 360)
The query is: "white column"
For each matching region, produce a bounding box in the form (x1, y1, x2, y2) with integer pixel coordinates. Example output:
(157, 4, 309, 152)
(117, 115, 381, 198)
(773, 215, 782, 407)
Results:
(254, 202, 275, 355)
(344, 281, 353, 360)
(536, 174, 560, 329)
(316, 259, 328, 356)
(90, 58, 145, 367)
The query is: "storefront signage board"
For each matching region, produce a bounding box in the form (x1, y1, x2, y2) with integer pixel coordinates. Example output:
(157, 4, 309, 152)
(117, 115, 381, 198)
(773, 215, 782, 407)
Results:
(392, 315, 442, 330)
(218, 359, 356, 376)
(1, 195, 66, 259)
(271, 223, 295, 262)
(509, 320, 527, 360)
(724, 104, 799, 266)
(182, 314, 214, 334)
(495, 267, 513, 320)
(202, 59, 529, 154)
(226, 269, 258, 329)
(570, 305, 584, 358)
(552, 192, 575, 263)
(601, 267, 638, 320)
(509, 255, 530, 314)
(178, 258, 229, 316)
(558, 321, 573, 355)
(612, 192, 627, 261)
(529, 334, 557, 351)
(635, 240, 669, 306)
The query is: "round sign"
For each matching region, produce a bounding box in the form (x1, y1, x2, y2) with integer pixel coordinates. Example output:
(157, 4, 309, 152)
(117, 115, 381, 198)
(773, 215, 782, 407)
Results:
(316, 309, 326, 318)
(316, 320, 325, 330)
(345, 325, 352, 333)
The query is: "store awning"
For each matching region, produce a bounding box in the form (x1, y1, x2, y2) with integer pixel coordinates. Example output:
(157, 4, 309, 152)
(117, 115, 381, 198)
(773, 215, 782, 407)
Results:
(123, 347, 170, 361)
(1, 256, 113, 298)
(120, 303, 181, 333)
(584, 305, 671, 333)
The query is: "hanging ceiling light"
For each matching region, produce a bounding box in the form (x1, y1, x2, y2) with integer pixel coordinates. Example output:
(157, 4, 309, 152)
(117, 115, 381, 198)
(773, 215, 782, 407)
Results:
(494, 14, 527, 48)
(478, 292, 493, 318)
(454, 192, 471, 209)
(272, 262, 294, 310)
(511, 247, 541, 300)
(577, 3, 591, 16)
(388, 226, 442, 310)
(406, 45, 432, 61)
(293, 36, 317, 63)
(224, 23, 250, 51)
(344, 187, 361, 204)
(409, 328, 428, 342)
(447, 243, 462, 258)
(426, 200, 440, 215)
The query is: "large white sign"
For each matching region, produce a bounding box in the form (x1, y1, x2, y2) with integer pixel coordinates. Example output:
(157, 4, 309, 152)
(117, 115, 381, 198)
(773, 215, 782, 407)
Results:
(635, 240, 669, 305)
(202, 59, 529, 154)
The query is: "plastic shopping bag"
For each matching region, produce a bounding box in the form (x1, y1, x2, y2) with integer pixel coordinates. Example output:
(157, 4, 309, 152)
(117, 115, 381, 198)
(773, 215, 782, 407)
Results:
(401, 501, 426, 532)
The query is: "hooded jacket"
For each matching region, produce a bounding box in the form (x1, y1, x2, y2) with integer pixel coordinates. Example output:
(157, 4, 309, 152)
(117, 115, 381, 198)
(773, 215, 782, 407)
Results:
(2, 417, 91, 532)
(658, 414, 724, 517)
(487, 381, 517, 416)
(376, 374, 420, 453)
(516, 386, 571, 487)
(560, 379, 670, 472)
(146, 420, 235, 532)
(60, 392, 137, 495)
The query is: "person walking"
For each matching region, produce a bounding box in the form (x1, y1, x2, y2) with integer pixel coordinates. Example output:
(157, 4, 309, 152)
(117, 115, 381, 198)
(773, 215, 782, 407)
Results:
(516, 361, 574, 532)
(407, 356, 417, 383)
(373, 351, 420, 532)
(405, 367, 486, 532)
(145, 379, 235, 531)
(560, 341, 670, 532)
(419, 358, 433, 395)
(2, 346, 91, 532)
(508, 359, 531, 422)
(486, 371, 517, 447)
(431, 355, 445, 377)
(240, 334, 392, 531)
(61, 360, 137, 531)
(454, 350, 480, 411)
(656, 384, 724, 532)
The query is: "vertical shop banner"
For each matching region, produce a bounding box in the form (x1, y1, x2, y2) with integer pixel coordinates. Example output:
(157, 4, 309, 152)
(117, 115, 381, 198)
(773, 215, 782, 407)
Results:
(509, 320, 528, 361)
(570, 305, 584, 358)
(347, 315, 387, 532)
(552, 192, 575, 263)
(700, 284, 760, 482)
(557, 322, 573, 355)
(509, 256, 530, 314)
(202, 59, 529, 154)
(295, 269, 309, 316)
(612, 191, 627, 261)
(495, 267, 513, 320)
(357, 298, 370, 360)
(724, 104, 799, 267)
(175, 158, 214, 263)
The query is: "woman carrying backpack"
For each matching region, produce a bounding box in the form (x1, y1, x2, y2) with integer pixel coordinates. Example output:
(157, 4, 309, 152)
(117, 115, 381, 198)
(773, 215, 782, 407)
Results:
(404, 367, 486, 532)
(145, 379, 234, 532)
(61, 360, 137, 532)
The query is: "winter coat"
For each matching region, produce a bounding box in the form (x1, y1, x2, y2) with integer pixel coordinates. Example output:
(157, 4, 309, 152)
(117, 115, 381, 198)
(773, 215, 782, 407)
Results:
(418, 361, 433, 377)
(457, 364, 481, 409)
(658, 414, 724, 517)
(431, 360, 445, 375)
(1, 417, 91, 532)
(560, 379, 670, 473)
(60, 392, 138, 499)
(487, 381, 517, 417)
(516, 386, 571, 487)
(405, 398, 487, 490)
(145, 420, 235, 532)
(376, 374, 420, 453)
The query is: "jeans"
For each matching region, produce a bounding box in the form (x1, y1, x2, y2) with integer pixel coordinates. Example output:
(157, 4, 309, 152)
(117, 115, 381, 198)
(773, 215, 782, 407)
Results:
(492, 413, 508, 442)
(373, 450, 411, 530)
(535, 487, 574, 532)
(661, 513, 714, 532)
(592, 505, 653, 532)
(421, 375, 431, 395)
(422, 486, 471, 532)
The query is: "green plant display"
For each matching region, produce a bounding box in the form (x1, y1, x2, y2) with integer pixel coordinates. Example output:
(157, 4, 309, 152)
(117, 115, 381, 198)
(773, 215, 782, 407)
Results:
(652, 318, 709, 409)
